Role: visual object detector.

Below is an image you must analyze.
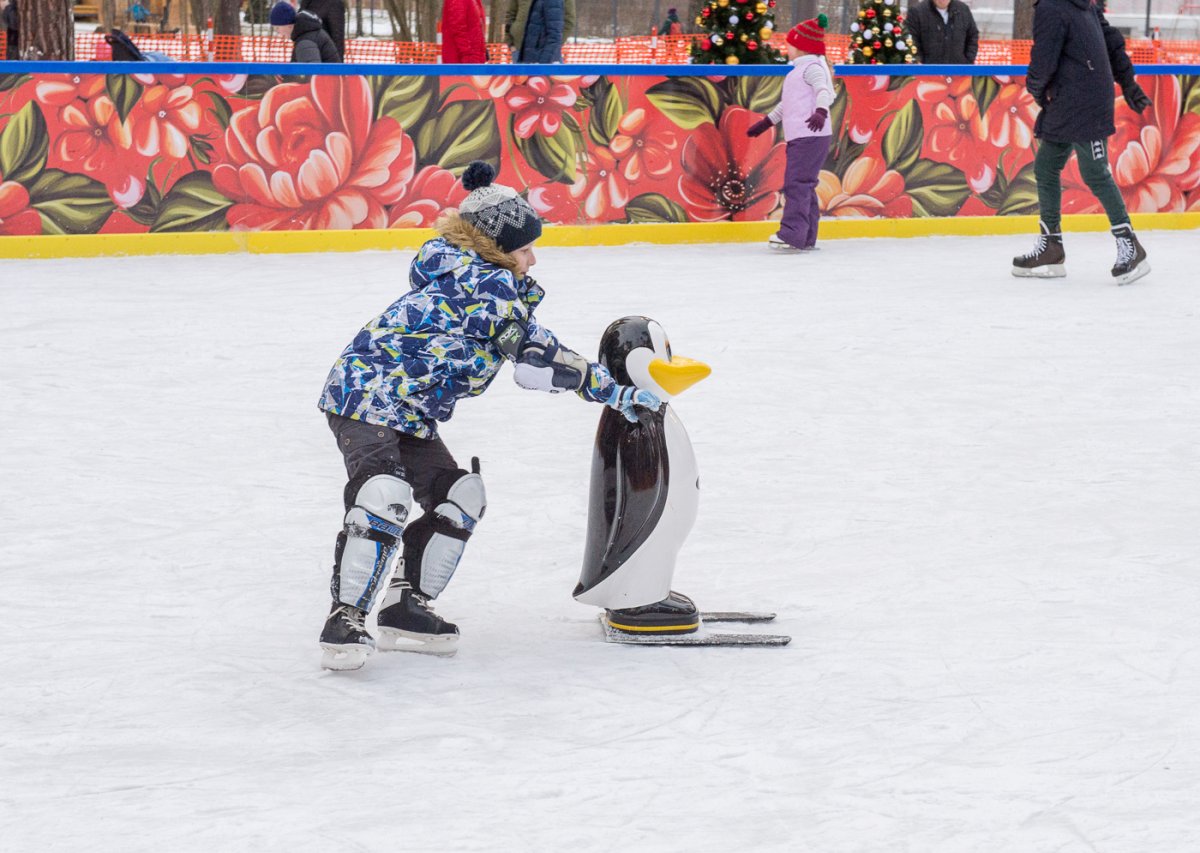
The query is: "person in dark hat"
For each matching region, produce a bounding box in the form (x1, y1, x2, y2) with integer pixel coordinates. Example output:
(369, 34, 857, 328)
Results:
(314, 161, 661, 671)
(270, 1, 340, 63)
(658, 7, 682, 35)
(2, 0, 19, 61)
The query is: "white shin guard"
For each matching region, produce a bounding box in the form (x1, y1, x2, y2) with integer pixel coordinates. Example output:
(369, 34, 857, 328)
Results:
(335, 473, 413, 610)
(404, 471, 486, 599)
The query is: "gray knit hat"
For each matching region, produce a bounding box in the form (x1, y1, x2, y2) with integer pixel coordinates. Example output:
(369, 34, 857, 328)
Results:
(458, 161, 543, 254)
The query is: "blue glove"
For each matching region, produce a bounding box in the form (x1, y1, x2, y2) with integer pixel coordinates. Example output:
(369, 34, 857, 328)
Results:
(605, 385, 661, 422)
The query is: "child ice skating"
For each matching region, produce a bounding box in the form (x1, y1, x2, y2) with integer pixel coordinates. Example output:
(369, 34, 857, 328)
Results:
(746, 14, 835, 252)
(315, 161, 661, 670)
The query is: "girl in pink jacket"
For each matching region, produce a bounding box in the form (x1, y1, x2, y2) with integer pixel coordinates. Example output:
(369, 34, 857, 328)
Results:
(747, 15, 835, 252)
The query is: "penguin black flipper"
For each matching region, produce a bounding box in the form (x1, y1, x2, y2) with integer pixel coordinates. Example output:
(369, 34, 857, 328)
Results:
(574, 406, 669, 598)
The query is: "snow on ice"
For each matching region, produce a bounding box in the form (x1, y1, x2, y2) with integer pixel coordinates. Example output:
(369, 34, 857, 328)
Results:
(1, 231, 1198, 851)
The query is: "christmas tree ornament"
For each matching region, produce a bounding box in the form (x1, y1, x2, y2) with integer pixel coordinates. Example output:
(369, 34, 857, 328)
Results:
(712, 33, 724, 44)
(850, 22, 859, 31)
(701, 36, 712, 49)
(702, 7, 710, 15)
(726, 55, 740, 64)
(884, 8, 892, 17)
(748, 39, 758, 49)
(729, 14, 739, 24)
(760, 26, 772, 39)
(884, 37, 893, 46)
(873, 40, 881, 48)
(740, 32, 748, 40)
(746, 11, 754, 21)
(756, 1, 767, 12)
(866, 8, 876, 17)
(863, 46, 873, 56)
(725, 30, 735, 39)
(718, 0, 729, 6)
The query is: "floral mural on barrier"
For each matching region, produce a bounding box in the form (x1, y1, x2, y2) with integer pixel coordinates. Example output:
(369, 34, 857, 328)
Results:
(0, 68, 1198, 236)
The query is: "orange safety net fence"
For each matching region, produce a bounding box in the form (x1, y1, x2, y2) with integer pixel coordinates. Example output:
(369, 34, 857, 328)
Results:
(3, 32, 1199, 65)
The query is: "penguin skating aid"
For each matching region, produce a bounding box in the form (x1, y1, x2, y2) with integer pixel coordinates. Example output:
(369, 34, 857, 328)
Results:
(574, 317, 790, 647)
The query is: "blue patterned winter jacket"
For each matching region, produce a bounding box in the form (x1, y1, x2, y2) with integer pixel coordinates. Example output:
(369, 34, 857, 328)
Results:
(319, 237, 617, 438)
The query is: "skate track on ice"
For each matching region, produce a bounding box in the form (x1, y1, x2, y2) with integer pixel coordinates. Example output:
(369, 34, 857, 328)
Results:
(2, 233, 1199, 851)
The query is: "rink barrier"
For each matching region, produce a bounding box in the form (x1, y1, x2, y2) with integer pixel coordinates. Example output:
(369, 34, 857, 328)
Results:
(2, 213, 1197, 260)
(0, 63, 1197, 252)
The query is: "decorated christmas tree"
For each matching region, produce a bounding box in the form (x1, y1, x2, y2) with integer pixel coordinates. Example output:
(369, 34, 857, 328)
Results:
(847, 0, 917, 64)
(690, 0, 786, 65)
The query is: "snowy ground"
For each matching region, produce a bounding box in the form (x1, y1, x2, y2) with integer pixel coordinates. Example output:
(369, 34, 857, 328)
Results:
(2, 231, 1199, 852)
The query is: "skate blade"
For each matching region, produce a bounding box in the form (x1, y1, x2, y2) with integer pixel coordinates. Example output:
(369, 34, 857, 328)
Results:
(768, 241, 803, 252)
(320, 642, 371, 671)
(600, 615, 790, 646)
(1012, 264, 1066, 278)
(377, 627, 459, 656)
(1114, 260, 1150, 285)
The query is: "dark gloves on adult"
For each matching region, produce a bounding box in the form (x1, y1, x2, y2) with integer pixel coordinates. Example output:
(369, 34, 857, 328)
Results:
(746, 117, 773, 138)
(1122, 82, 1152, 114)
(805, 107, 829, 132)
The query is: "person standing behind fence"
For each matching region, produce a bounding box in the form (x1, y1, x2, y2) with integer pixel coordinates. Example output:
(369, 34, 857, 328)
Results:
(2, 0, 18, 61)
(271, 2, 341, 63)
(442, 0, 487, 63)
(907, 0, 978, 64)
(746, 15, 834, 253)
(1012, 0, 1153, 285)
(658, 7, 682, 36)
(506, 0, 573, 63)
(300, 0, 345, 61)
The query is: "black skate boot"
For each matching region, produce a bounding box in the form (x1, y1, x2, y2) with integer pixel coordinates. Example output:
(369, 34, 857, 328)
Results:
(605, 590, 700, 636)
(1111, 223, 1150, 285)
(1012, 220, 1066, 278)
(319, 602, 374, 671)
(376, 579, 459, 655)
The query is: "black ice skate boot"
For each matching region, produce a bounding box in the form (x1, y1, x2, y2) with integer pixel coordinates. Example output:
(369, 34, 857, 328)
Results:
(375, 579, 459, 655)
(1012, 220, 1066, 278)
(605, 590, 700, 636)
(319, 602, 375, 671)
(1111, 223, 1150, 285)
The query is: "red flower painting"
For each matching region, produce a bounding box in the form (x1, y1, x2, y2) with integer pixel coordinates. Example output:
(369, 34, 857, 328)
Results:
(0, 178, 41, 235)
(678, 106, 785, 222)
(213, 76, 413, 230)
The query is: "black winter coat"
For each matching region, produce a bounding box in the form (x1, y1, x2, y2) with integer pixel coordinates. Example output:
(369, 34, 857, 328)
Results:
(291, 10, 342, 63)
(908, 0, 979, 65)
(1026, 0, 1137, 144)
(300, 0, 345, 60)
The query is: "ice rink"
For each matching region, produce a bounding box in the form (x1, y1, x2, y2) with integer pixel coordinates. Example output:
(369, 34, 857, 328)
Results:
(2, 231, 1199, 852)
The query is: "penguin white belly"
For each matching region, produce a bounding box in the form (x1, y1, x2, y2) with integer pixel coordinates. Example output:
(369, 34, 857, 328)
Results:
(574, 407, 700, 608)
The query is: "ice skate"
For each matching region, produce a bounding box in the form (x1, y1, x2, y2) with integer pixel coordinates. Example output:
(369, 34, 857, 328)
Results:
(767, 233, 803, 252)
(319, 602, 374, 671)
(1012, 220, 1066, 278)
(375, 580, 459, 655)
(1111, 224, 1150, 285)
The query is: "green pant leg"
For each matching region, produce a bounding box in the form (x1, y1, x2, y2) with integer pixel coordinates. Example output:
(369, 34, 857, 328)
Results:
(1034, 139, 1073, 233)
(1071, 139, 1131, 229)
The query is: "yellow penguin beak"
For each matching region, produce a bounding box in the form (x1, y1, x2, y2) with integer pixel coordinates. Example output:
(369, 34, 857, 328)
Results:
(648, 356, 711, 397)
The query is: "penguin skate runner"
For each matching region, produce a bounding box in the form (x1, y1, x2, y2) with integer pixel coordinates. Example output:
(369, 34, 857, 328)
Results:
(575, 317, 790, 648)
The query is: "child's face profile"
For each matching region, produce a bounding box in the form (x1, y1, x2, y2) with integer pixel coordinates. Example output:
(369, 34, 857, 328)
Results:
(512, 244, 537, 276)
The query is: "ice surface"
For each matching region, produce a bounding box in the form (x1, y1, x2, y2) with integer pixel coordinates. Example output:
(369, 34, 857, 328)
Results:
(2, 232, 1199, 851)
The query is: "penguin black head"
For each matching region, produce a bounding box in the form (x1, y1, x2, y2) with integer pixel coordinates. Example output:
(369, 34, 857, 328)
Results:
(598, 316, 710, 401)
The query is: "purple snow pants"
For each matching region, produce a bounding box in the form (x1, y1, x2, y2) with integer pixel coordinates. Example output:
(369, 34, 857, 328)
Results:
(777, 136, 831, 250)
